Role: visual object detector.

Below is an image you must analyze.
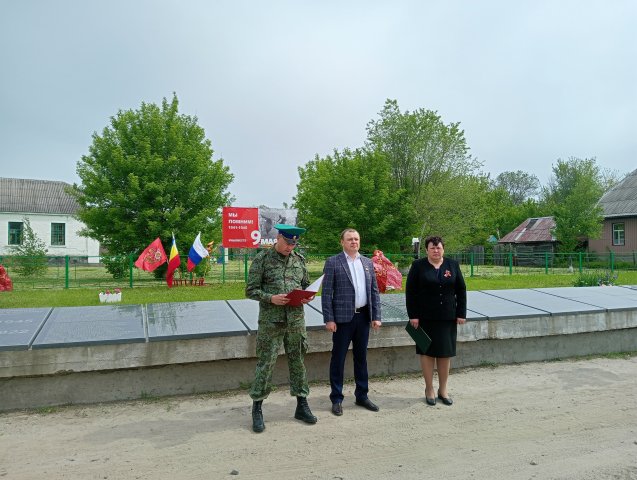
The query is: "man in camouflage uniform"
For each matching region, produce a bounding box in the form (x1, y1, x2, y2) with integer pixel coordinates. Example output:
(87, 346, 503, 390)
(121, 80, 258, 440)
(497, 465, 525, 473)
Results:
(246, 224, 318, 433)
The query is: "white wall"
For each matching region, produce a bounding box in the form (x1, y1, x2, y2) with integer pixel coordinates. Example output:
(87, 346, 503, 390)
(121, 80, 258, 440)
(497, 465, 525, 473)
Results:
(0, 213, 100, 262)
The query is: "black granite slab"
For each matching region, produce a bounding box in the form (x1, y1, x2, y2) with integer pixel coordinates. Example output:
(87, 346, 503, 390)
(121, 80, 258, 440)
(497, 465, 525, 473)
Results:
(534, 286, 637, 311)
(467, 291, 549, 319)
(484, 289, 603, 315)
(226, 299, 324, 332)
(31, 305, 145, 349)
(147, 301, 248, 341)
(0, 308, 52, 351)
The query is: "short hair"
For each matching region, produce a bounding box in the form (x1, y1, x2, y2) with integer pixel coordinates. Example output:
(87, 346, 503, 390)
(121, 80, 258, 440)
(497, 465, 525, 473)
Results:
(425, 235, 444, 248)
(340, 228, 359, 240)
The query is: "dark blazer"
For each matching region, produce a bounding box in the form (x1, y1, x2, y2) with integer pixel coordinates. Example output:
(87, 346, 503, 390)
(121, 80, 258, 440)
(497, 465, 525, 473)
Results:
(321, 252, 381, 324)
(405, 257, 466, 322)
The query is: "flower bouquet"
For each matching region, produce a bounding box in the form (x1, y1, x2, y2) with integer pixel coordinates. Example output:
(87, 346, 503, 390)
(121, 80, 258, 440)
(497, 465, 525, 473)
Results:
(99, 288, 122, 303)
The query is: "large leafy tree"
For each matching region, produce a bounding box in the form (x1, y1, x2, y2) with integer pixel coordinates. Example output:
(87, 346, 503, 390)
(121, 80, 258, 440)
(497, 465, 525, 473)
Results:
(70, 94, 234, 263)
(294, 148, 413, 253)
(492, 170, 540, 205)
(540, 157, 616, 252)
(366, 99, 483, 249)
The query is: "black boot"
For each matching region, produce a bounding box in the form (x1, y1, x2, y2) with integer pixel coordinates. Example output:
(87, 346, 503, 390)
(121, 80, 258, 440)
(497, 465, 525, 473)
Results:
(252, 400, 265, 433)
(294, 396, 317, 424)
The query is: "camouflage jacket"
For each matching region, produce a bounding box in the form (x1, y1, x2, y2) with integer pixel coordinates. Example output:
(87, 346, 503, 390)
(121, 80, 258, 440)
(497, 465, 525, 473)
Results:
(245, 247, 310, 323)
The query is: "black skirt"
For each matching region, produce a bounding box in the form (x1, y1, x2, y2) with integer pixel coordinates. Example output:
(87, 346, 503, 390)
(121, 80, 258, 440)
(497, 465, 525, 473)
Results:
(417, 318, 457, 357)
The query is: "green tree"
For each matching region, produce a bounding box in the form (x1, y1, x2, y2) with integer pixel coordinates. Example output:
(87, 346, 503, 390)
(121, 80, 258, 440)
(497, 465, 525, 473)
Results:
(540, 157, 608, 252)
(9, 218, 49, 277)
(70, 94, 233, 276)
(366, 99, 483, 249)
(492, 170, 540, 205)
(294, 148, 413, 253)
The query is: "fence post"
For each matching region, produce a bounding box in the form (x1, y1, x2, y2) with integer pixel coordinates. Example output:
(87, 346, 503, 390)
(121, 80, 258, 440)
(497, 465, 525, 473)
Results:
(470, 251, 474, 277)
(545, 252, 548, 274)
(578, 252, 583, 273)
(222, 256, 226, 284)
(65, 255, 69, 289)
(244, 254, 249, 283)
(610, 251, 615, 274)
(129, 254, 134, 288)
(508, 252, 513, 275)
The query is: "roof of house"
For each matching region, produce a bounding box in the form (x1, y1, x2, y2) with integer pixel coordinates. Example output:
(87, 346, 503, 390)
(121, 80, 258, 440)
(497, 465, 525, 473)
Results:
(498, 216, 557, 244)
(598, 168, 637, 218)
(0, 178, 79, 215)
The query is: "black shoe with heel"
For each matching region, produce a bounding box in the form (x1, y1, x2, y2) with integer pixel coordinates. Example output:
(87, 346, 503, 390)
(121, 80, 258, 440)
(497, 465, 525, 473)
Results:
(437, 390, 453, 406)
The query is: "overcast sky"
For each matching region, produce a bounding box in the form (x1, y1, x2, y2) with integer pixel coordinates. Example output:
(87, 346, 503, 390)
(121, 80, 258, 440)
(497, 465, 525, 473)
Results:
(1, 1, 635, 208)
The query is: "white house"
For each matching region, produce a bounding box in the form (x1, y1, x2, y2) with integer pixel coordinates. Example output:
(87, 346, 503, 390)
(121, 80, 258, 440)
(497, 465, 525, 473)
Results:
(0, 178, 100, 262)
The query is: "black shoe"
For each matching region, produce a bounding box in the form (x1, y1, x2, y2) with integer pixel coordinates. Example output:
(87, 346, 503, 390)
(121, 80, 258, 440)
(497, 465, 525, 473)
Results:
(425, 396, 436, 406)
(331, 402, 343, 416)
(355, 398, 379, 412)
(437, 390, 453, 406)
(295, 396, 318, 424)
(252, 400, 265, 433)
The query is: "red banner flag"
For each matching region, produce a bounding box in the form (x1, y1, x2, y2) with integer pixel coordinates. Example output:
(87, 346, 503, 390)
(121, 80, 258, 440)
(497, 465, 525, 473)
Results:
(134, 238, 167, 272)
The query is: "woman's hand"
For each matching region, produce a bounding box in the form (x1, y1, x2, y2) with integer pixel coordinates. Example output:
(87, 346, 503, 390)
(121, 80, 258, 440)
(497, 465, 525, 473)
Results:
(409, 318, 419, 328)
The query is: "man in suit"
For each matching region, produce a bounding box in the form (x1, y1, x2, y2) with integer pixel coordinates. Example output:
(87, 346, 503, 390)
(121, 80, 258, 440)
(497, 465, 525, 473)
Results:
(321, 228, 382, 416)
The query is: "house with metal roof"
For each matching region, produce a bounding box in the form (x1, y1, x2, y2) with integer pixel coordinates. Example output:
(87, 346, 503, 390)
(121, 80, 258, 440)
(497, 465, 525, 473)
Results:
(587, 168, 637, 254)
(496, 216, 557, 265)
(0, 178, 100, 261)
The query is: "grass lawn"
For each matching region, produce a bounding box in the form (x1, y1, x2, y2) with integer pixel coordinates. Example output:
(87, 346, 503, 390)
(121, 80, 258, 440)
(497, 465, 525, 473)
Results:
(2, 270, 637, 309)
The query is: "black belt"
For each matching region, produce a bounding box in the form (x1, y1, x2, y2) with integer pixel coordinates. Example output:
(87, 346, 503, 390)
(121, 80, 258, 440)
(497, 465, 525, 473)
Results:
(354, 305, 369, 313)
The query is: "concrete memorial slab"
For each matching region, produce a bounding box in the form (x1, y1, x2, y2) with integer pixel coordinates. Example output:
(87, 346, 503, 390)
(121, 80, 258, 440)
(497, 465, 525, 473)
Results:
(226, 299, 259, 332)
(147, 301, 248, 341)
(0, 308, 52, 351)
(32, 305, 145, 349)
(467, 291, 549, 319)
(534, 286, 637, 310)
(482, 289, 603, 315)
(303, 303, 326, 330)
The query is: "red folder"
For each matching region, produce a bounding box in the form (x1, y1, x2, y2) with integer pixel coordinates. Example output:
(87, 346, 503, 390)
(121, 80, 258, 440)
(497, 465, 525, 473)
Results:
(285, 289, 317, 306)
(285, 275, 324, 306)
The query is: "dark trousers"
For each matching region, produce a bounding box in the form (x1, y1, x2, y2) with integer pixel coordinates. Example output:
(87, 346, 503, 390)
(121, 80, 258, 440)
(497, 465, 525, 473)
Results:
(329, 309, 370, 404)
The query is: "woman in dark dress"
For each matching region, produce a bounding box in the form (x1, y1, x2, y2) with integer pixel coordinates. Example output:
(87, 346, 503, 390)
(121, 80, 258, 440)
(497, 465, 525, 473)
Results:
(406, 236, 466, 406)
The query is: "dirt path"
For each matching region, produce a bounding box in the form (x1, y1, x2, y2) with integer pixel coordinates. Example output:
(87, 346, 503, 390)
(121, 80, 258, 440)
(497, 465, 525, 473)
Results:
(2, 356, 636, 480)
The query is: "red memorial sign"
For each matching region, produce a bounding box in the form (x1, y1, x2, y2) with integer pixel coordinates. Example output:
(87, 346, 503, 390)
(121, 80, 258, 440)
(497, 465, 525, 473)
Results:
(222, 207, 261, 248)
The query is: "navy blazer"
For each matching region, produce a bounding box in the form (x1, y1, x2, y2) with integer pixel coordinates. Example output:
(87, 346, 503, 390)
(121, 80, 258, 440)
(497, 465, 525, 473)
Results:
(321, 252, 381, 324)
(405, 257, 467, 322)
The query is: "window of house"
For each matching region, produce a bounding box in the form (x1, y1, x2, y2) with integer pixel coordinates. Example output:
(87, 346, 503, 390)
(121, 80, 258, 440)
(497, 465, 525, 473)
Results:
(51, 223, 66, 246)
(612, 223, 625, 246)
(8, 222, 24, 245)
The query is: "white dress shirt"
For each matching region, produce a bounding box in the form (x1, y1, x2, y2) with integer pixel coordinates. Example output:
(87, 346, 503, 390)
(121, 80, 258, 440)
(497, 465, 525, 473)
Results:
(345, 252, 367, 309)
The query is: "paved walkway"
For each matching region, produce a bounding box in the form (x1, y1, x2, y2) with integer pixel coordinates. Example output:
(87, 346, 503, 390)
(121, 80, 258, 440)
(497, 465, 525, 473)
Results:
(1, 356, 636, 480)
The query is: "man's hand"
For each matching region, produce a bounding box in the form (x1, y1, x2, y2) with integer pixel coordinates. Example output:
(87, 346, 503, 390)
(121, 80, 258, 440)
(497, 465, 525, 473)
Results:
(270, 294, 290, 306)
(371, 320, 382, 331)
(300, 294, 315, 304)
(456, 317, 466, 325)
(325, 321, 337, 332)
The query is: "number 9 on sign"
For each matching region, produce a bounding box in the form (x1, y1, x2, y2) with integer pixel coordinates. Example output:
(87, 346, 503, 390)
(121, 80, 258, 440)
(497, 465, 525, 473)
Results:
(251, 230, 261, 246)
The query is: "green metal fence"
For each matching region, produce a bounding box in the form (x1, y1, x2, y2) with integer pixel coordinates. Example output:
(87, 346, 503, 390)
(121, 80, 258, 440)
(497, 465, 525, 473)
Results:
(1, 250, 636, 290)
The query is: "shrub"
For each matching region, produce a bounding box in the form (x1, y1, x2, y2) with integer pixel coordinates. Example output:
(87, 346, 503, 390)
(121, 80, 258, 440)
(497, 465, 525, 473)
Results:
(573, 271, 617, 287)
(9, 218, 48, 277)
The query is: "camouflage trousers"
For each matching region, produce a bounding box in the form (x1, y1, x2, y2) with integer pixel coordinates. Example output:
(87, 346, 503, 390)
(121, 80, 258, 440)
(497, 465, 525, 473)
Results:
(249, 317, 309, 401)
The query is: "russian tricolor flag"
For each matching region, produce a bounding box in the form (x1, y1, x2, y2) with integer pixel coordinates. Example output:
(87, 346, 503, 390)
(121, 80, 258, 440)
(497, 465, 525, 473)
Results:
(187, 233, 210, 272)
